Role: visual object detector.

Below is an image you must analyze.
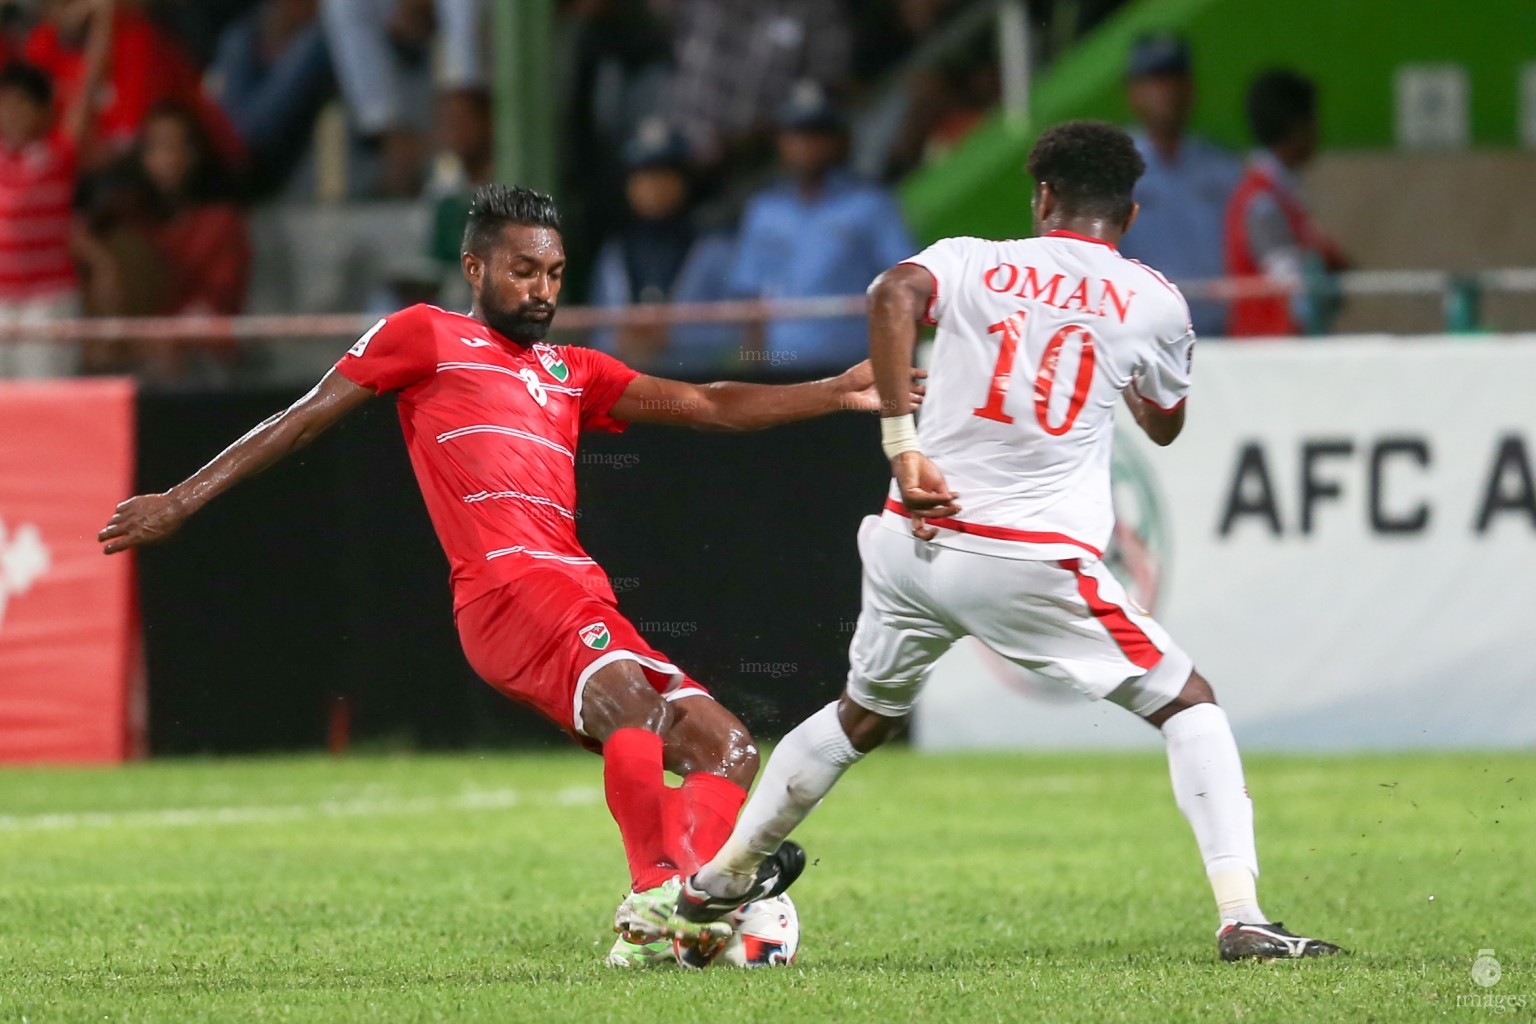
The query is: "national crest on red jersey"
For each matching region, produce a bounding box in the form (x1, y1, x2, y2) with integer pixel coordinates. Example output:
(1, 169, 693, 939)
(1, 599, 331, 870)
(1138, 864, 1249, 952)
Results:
(534, 343, 570, 383)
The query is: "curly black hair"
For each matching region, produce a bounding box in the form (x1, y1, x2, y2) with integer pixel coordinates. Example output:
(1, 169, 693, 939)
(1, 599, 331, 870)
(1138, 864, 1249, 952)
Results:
(462, 184, 562, 256)
(1245, 69, 1316, 149)
(1025, 120, 1146, 224)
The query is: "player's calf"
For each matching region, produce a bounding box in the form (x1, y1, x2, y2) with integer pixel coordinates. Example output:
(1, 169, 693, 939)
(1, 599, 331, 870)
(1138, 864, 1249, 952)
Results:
(1145, 669, 1340, 958)
(836, 693, 905, 753)
(587, 663, 683, 893)
(660, 695, 760, 789)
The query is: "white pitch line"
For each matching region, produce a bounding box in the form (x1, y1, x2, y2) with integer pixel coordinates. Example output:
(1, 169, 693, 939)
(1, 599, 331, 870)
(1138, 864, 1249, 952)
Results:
(0, 785, 602, 834)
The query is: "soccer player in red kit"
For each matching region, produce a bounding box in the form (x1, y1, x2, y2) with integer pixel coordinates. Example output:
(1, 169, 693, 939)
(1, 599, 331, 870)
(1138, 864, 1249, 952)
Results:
(99, 184, 921, 966)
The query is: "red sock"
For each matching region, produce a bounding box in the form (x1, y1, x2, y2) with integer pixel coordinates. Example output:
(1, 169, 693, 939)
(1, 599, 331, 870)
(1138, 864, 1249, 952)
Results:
(661, 786, 694, 876)
(675, 772, 748, 872)
(602, 728, 675, 892)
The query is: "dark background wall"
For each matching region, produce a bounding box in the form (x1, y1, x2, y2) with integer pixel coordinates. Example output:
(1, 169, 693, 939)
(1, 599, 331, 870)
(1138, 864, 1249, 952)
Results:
(135, 387, 890, 754)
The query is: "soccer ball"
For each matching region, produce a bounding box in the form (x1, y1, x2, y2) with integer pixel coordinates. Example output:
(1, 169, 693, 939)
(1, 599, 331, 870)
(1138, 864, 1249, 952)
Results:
(720, 894, 800, 968)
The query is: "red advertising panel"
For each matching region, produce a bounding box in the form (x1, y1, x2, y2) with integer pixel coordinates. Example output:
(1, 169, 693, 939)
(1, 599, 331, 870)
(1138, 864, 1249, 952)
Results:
(0, 378, 139, 762)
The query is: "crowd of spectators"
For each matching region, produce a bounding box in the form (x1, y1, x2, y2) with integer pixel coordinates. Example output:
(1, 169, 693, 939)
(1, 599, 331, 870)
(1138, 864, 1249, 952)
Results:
(1118, 32, 1344, 339)
(0, 1, 1348, 385)
(0, 0, 259, 383)
(0, 0, 962, 382)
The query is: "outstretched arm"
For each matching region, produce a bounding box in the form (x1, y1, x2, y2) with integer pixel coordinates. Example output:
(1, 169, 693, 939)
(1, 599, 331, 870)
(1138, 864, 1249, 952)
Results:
(99, 370, 374, 553)
(608, 359, 923, 432)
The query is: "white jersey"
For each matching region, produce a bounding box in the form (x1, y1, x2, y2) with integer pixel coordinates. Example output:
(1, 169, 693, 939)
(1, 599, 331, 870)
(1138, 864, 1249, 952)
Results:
(882, 229, 1195, 560)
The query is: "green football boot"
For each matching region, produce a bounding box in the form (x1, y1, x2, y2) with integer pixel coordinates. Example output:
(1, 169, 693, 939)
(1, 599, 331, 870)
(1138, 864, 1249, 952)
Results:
(613, 877, 683, 943)
(604, 932, 676, 968)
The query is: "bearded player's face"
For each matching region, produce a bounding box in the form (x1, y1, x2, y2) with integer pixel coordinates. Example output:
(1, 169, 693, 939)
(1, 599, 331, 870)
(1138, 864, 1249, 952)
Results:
(468, 225, 565, 345)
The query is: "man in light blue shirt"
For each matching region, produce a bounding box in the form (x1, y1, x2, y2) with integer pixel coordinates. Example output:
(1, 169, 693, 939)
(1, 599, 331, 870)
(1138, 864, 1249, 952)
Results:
(1116, 33, 1241, 337)
(730, 82, 916, 371)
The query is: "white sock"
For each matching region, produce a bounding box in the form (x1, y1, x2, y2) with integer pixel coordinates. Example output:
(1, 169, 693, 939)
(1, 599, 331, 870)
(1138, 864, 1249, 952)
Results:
(1161, 703, 1266, 928)
(694, 700, 864, 899)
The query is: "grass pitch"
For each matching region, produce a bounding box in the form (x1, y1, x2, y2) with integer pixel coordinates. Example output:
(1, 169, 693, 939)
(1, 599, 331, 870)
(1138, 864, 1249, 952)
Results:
(0, 749, 1529, 1022)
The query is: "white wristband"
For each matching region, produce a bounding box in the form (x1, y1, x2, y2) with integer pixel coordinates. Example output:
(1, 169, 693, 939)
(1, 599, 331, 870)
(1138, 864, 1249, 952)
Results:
(880, 413, 921, 461)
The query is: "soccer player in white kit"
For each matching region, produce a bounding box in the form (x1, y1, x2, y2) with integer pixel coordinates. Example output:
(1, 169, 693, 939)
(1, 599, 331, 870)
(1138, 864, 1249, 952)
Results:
(669, 121, 1342, 963)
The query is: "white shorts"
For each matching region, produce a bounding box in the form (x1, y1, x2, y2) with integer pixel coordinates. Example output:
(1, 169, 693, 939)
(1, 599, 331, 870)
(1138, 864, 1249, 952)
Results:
(846, 516, 1192, 718)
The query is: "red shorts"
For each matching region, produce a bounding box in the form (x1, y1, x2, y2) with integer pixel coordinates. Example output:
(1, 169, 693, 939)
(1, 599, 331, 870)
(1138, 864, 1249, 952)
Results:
(455, 568, 709, 745)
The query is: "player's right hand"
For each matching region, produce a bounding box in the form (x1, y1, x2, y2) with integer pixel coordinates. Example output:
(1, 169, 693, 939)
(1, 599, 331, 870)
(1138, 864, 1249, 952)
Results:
(891, 451, 959, 541)
(98, 493, 190, 554)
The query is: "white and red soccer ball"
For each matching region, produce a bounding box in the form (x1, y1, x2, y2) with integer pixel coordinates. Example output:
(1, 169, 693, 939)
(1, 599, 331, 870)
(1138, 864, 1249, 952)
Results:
(721, 894, 800, 968)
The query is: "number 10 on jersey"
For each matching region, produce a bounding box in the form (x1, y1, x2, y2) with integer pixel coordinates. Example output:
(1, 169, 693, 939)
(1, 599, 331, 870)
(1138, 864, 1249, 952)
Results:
(973, 311, 1096, 436)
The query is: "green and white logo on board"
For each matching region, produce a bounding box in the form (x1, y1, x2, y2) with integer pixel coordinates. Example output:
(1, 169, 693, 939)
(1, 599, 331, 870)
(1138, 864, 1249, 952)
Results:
(579, 621, 611, 650)
(534, 343, 569, 383)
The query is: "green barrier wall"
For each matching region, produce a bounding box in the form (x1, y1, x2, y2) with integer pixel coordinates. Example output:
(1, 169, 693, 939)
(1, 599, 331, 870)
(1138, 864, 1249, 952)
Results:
(902, 0, 1535, 241)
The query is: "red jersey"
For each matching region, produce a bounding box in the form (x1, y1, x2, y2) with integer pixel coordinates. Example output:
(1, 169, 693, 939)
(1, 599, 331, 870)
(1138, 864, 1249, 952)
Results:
(334, 304, 639, 610)
(0, 131, 77, 302)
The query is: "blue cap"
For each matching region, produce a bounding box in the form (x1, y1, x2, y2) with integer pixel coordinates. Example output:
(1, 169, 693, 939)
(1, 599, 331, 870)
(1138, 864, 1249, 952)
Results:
(622, 118, 692, 170)
(776, 80, 847, 133)
(1126, 32, 1192, 79)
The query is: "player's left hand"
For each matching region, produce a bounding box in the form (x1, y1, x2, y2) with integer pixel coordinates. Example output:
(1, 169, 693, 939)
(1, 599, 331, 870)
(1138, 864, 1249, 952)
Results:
(98, 492, 191, 554)
(837, 360, 925, 413)
(891, 451, 959, 540)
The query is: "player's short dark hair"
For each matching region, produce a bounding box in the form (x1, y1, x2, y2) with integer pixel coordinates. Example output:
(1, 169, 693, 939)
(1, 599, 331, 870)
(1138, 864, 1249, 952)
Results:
(0, 62, 53, 107)
(462, 184, 561, 256)
(1026, 120, 1145, 223)
(1245, 69, 1316, 148)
